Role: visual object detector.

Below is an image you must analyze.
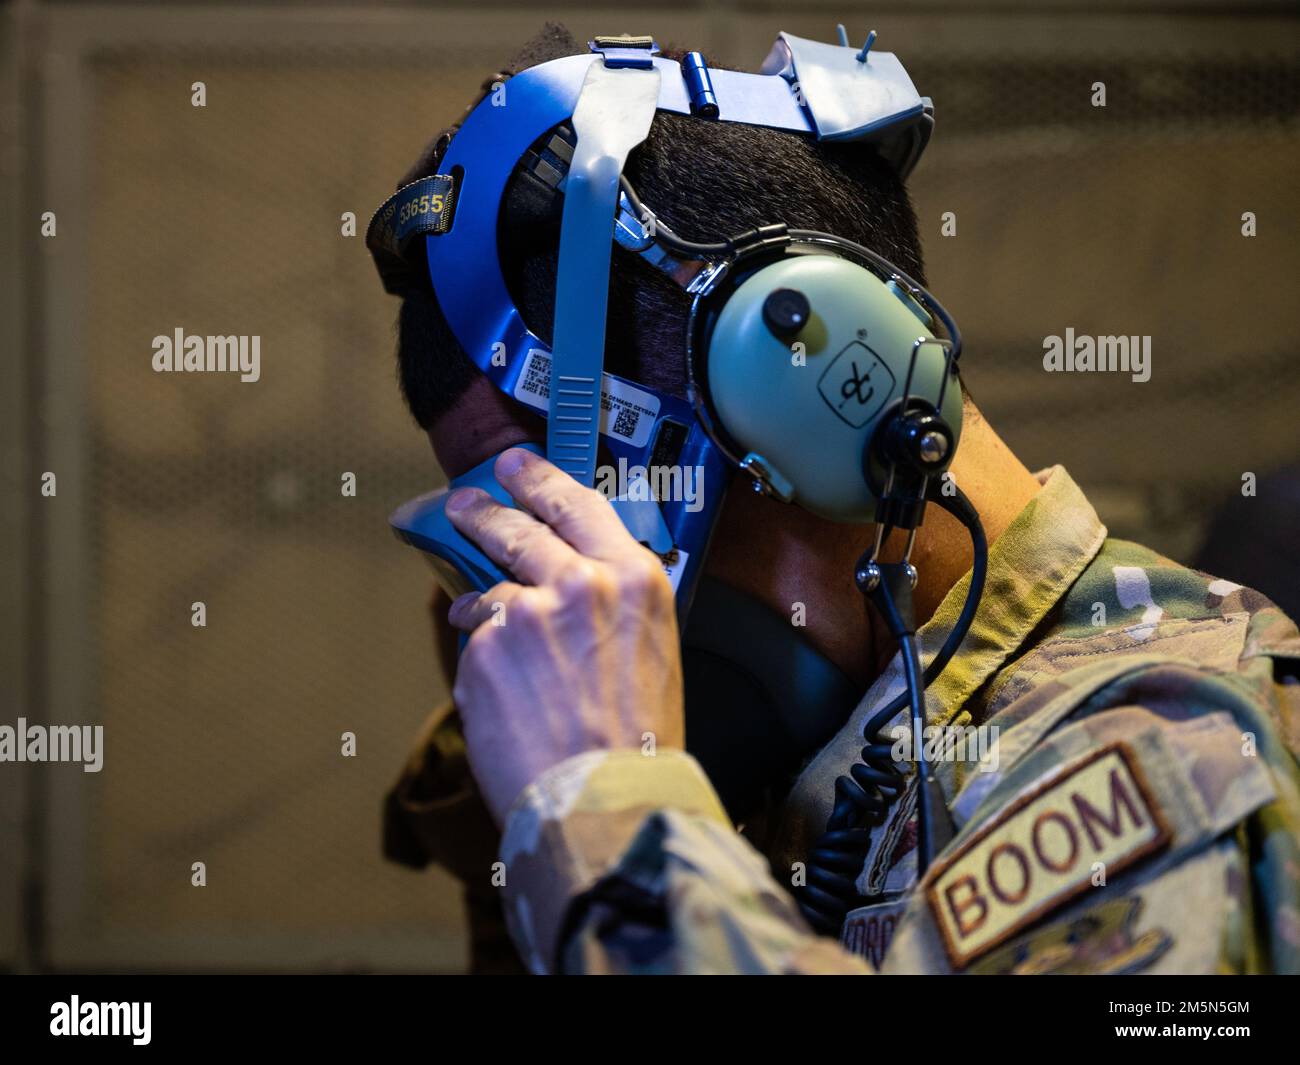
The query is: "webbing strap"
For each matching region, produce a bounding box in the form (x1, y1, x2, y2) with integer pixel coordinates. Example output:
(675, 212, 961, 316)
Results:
(546, 58, 661, 485)
(365, 175, 456, 295)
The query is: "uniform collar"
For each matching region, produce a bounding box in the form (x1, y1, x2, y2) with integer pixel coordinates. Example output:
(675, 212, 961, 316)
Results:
(920, 464, 1108, 726)
(768, 466, 1107, 875)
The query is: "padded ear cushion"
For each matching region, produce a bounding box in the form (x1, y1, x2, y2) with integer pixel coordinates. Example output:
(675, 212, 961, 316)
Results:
(690, 241, 962, 523)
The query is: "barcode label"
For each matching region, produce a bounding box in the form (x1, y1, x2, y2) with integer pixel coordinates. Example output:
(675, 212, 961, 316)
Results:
(512, 348, 660, 449)
(655, 546, 689, 593)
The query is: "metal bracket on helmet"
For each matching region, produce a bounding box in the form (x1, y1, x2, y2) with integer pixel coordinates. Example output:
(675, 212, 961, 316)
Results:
(762, 31, 933, 177)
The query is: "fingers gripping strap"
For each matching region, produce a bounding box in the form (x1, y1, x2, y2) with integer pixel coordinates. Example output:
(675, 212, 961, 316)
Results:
(547, 61, 661, 485)
(365, 175, 457, 295)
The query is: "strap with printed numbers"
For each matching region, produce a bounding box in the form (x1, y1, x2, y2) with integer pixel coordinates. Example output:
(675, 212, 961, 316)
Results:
(365, 175, 457, 295)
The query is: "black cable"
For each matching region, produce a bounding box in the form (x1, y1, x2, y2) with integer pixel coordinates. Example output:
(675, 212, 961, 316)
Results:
(797, 484, 987, 934)
(618, 174, 735, 258)
(897, 628, 931, 863)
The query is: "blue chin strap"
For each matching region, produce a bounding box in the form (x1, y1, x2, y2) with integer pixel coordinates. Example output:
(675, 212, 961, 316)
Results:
(368, 29, 934, 620)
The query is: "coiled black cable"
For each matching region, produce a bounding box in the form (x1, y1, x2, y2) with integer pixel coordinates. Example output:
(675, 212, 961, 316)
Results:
(797, 485, 987, 933)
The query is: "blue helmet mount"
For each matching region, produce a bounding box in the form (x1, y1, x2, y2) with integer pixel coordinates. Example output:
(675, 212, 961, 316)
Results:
(367, 28, 942, 620)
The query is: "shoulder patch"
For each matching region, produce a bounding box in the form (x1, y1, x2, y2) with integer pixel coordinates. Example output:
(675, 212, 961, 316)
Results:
(926, 742, 1171, 967)
(968, 895, 1171, 975)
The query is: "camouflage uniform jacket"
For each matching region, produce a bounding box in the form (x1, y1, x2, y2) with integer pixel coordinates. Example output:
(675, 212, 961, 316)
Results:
(388, 466, 1300, 974)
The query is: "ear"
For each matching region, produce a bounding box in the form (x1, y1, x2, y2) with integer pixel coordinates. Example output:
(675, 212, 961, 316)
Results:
(504, 22, 582, 74)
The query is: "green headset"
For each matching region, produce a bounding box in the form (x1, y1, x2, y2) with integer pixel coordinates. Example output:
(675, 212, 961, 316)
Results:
(685, 231, 964, 522)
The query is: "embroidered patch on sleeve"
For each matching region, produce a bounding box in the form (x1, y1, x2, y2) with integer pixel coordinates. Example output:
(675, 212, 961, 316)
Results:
(840, 896, 910, 971)
(967, 895, 1171, 975)
(925, 742, 1171, 968)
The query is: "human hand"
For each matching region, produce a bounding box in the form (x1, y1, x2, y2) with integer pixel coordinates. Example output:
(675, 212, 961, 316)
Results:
(444, 448, 685, 825)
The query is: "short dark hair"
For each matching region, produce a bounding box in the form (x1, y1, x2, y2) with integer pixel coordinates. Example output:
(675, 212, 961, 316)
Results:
(393, 24, 927, 430)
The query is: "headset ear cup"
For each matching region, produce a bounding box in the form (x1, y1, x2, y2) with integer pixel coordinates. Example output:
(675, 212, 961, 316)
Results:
(686, 256, 767, 475)
(686, 236, 963, 523)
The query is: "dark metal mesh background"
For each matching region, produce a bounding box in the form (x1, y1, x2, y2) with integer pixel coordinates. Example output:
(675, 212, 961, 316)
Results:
(906, 51, 1300, 559)
(81, 50, 498, 970)
(23, 4, 1299, 971)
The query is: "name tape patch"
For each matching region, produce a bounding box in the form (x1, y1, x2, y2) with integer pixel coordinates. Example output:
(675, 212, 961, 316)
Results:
(926, 742, 1171, 967)
(841, 896, 910, 971)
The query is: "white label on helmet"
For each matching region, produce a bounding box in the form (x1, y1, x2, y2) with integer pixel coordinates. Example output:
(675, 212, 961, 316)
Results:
(654, 546, 689, 594)
(512, 347, 660, 449)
